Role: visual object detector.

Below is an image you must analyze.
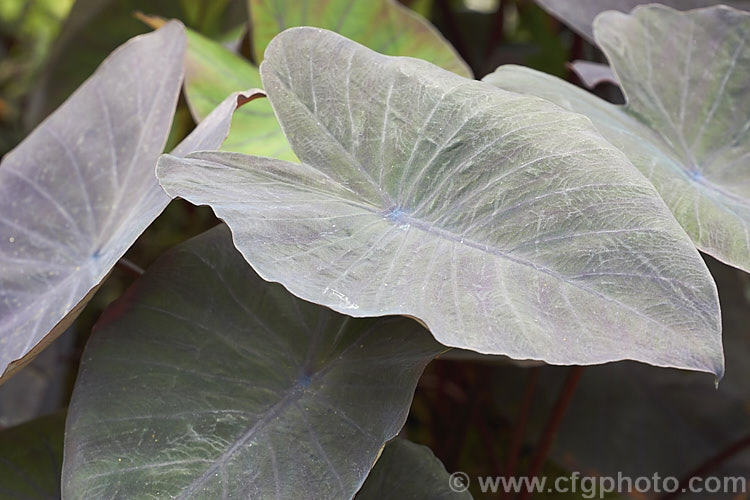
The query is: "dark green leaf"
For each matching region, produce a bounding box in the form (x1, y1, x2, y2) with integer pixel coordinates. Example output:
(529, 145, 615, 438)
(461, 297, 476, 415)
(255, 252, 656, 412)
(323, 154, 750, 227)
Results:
(63, 225, 441, 498)
(356, 439, 472, 499)
(0, 411, 66, 499)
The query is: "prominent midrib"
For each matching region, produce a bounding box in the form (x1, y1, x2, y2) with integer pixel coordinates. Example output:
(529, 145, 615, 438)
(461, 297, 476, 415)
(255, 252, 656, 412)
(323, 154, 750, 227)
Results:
(261, 41, 709, 341)
(175, 382, 305, 499)
(175, 320, 384, 498)
(395, 212, 701, 335)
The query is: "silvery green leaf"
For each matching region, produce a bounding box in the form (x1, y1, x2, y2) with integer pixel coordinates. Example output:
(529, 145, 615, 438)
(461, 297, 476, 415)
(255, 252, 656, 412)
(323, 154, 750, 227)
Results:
(158, 27, 723, 376)
(0, 23, 247, 383)
(534, 0, 749, 43)
(485, 6, 750, 276)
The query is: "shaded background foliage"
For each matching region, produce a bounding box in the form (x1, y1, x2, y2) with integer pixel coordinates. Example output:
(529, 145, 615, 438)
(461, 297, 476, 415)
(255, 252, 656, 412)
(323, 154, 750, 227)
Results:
(0, 1, 748, 498)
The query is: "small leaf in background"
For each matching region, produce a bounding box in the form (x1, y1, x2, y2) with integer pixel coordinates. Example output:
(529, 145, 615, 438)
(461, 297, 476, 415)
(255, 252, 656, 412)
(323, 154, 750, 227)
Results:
(249, 0, 472, 77)
(533, 0, 750, 44)
(24, 0, 246, 126)
(177, 0, 472, 160)
(63, 225, 441, 498)
(0, 411, 66, 499)
(158, 28, 723, 376)
(486, 5, 750, 275)
(183, 28, 297, 160)
(356, 439, 472, 499)
(0, 327, 75, 427)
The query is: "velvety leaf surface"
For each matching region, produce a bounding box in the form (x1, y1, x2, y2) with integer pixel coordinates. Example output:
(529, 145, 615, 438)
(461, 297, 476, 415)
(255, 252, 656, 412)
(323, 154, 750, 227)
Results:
(0, 24, 250, 383)
(183, 28, 297, 160)
(249, 0, 472, 77)
(158, 28, 723, 375)
(0, 411, 66, 499)
(63, 225, 441, 499)
(356, 439, 472, 499)
(534, 0, 750, 43)
(485, 6, 750, 274)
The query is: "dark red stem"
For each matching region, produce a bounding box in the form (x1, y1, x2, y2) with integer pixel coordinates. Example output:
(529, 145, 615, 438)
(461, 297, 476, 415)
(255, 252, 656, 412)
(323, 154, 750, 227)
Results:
(660, 433, 750, 500)
(501, 366, 540, 499)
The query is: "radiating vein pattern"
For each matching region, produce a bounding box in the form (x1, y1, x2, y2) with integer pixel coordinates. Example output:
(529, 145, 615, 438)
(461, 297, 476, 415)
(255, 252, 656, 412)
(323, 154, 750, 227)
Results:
(0, 23, 249, 383)
(63, 226, 440, 498)
(158, 27, 723, 375)
(486, 5, 750, 274)
(0, 22, 185, 382)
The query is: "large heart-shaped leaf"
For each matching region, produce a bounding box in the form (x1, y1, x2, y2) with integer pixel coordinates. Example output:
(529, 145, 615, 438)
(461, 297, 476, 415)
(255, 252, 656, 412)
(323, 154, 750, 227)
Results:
(63, 225, 441, 498)
(534, 0, 749, 43)
(356, 439, 471, 499)
(485, 5, 750, 275)
(158, 28, 723, 376)
(0, 23, 252, 383)
(249, 0, 472, 77)
(0, 411, 66, 499)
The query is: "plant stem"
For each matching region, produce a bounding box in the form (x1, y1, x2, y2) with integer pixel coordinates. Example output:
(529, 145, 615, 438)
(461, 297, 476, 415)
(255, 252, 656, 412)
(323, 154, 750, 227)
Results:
(115, 258, 144, 278)
(435, 0, 471, 70)
(518, 365, 584, 500)
(445, 363, 477, 472)
(474, 399, 503, 479)
(484, 0, 505, 59)
(660, 433, 750, 500)
(501, 366, 539, 500)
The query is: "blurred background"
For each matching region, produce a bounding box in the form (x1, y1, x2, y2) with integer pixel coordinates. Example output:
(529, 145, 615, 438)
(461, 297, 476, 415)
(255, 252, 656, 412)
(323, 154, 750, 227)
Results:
(0, 1, 748, 498)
